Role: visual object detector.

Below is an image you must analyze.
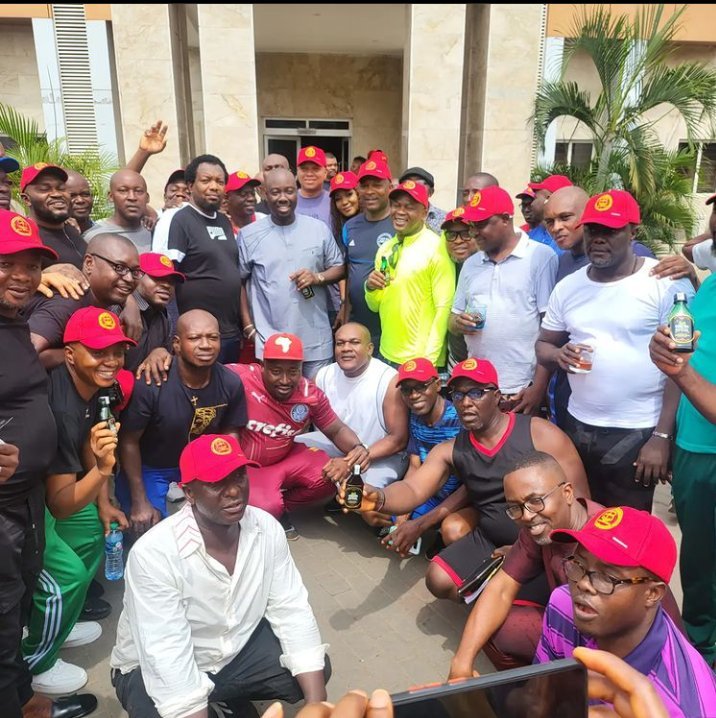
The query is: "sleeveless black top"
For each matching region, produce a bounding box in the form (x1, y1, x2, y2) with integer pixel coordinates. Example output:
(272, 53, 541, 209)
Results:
(452, 412, 535, 547)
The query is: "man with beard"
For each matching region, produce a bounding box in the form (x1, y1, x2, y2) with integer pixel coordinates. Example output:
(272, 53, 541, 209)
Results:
(536, 507, 716, 718)
(536, 190, 694, 511)
(20, 163, 86, 268)
(159, 154, 241, 364)
(341, 358, 588, 604)
(0, 211, 96, 718)
(116, 310, 247, 535)
(239, 170, 345, 379)
(23, 233, 140, 369)
(111, 434, 329, 718)
(83, 170, 152, 253)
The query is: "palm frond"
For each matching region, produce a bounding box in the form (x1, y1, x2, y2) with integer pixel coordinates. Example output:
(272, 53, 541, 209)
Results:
(532, 81, 599, 149)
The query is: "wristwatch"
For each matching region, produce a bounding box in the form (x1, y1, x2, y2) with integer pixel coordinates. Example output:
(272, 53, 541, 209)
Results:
(317, 272, 326, 285)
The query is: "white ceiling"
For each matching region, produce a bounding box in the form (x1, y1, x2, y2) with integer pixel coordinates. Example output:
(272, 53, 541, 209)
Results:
(253, 4, 407, 56)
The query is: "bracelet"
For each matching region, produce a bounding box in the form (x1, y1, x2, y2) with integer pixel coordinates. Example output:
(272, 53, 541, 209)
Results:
(652, 431, 672, 441)
(242, 324, 255, 338)
(375, 489, 386, 513)
(352, 441, 369, 452)
(317, 273, 325, 285)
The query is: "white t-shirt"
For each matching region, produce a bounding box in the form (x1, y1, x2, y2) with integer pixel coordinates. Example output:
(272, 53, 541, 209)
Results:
(315, 358, 396, 446)
(542, 258, 695, 428)
(692, 239, 716, 273)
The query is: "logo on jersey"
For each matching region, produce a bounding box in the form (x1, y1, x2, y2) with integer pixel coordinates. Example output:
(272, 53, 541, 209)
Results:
(98, 312, 117, 330)
(207, 226, 228, 241)
(246, 420, 299, 439)
(210, 437, 232, 456)
(10, 216, 33, 237)
(290, 404, 309, 422)
(594, 507, 624, 530)
(594, 194, 613, 212)
(376, 232, 392, 247)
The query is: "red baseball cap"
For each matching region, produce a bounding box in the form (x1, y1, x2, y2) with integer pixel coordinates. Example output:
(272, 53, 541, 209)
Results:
(397, 358, 439, 385)
(441, 204, 485, 228)
(329, 171, 358, 195)
(20, 163, 68, 192)
(179, 434, 258, 488)
(465, 186, 514, 220)
(263, 333, 304, 361)
(63, 306, 136, 349)
(515, 186, 536, 200)
(529, 174, 573, 194)
(367, 149, 389, 165)
(578, 189, 640, 229)
(447, 357, 499, 388)
(114, 368, 135, 412)
(0, 210, 58, 260)
(297, 146, 326, 168)
(550, 506, 677, 584)
(357, 160, 392, 182)
(389, 180, 429, 209)
(225, 170, 260, 194)
(139, 253, 186, 282)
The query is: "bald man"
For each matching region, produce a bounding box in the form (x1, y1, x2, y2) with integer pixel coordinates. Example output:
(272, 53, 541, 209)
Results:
(116, 309, 248, 532)
(262, 154, 290, 174)
(84, 169, 152, 252)
(65, 169, 95, 234)
(461, 172, 499, 204)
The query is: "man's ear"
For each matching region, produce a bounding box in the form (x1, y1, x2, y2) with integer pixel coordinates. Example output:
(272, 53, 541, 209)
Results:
(645, 580, 667, 608)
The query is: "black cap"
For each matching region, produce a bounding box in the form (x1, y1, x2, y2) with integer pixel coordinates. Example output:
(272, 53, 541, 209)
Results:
(399, 166, 435, 188)
(164, 169, 185, 192)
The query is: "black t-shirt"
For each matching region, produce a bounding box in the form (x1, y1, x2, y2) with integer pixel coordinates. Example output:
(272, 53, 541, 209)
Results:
(168, 205, 242, 338)
(39, 224, 86, 269)
(47, 365, 100, 476)
(0, 315, 57, 505)
(120, 361, 248, 468)
(124, 293, 171, 373)
(23, 292, 92, 348)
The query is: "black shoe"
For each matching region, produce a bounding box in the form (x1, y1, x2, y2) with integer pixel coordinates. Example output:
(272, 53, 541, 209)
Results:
(78, 595, 111, 622)
(279, 513, 299, 541)
(324, 497, 343, 514)
(51, 693, 98, 718)
(86, 579, 104, 599)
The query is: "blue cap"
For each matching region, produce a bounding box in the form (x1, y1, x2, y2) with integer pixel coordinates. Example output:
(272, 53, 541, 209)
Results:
(0, 156, 20, 174)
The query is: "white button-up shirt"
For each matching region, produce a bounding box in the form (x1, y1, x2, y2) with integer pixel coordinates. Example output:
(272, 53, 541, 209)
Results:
(110, 503, 327, 718)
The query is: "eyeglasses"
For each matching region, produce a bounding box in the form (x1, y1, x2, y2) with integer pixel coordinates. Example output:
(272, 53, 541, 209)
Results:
(562, 556, 654, 596)
(448, 387, 496, 403)
(399, 378, 436, 396)
(89, 253, 144, 280)
(445, 229, 478, 243)
(505, 481, 567, 520)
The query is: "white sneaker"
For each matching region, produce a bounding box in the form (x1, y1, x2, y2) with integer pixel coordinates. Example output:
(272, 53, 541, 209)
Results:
(166, 481, 185, 503)
(32, 658, 88, 694)
(62, 620, 102, 648)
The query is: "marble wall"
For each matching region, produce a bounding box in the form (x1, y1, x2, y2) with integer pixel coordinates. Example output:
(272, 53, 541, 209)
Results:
(256, 52, 402, 173)
(0, 22, 44, 127)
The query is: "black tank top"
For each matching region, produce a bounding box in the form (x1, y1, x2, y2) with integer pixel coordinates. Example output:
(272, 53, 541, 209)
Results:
(452, 412, 535, 547)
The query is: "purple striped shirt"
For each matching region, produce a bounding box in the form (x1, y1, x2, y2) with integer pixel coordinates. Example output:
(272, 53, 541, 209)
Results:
(535, 585, 716, 718)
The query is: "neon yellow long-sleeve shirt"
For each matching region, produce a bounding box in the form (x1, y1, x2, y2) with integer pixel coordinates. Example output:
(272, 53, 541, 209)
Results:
(365, 225, 455, 366)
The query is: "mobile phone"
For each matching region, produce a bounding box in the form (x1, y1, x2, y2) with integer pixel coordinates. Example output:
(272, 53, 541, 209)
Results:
(387, 525, 422, 556)
(392, 658, 587, 718)
(457, 555, 504, 604)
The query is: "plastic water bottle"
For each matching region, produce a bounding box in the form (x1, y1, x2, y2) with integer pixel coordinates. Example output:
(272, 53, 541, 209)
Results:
(105, 521, 124, 580)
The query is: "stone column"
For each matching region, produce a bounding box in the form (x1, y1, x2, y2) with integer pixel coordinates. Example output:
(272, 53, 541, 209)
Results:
(402, 4, 467, 210)
(196, 4, 259, 174)
(111, 4, 182, 202)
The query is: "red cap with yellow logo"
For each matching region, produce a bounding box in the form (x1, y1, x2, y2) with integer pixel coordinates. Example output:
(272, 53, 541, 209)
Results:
(0, 210, 58, 259)
(63, 306, 136, 349)
(441, 204, 485, 228)
(447, 358, 499, 388)
(297, 146, 327, 168)
(357, 160, 391, 182)
(179, 434, 258, 486)
(225, 170, 260, 194)
(389, 180, 429, 209)
(20, 162, 68, 192)
(578, 190, 640, 229)
(465, 186, 514, 220)
(550, 506, 676, 583)
(397, 357, 439, 385)
(329, 171, 358, 195)
(139, 253, 186, 281)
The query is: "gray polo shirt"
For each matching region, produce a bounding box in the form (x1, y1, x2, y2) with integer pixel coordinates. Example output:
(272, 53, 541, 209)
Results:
(83, 219, 153, 253)
(238, 214, 344, 361)
(452, 231, 557, 393)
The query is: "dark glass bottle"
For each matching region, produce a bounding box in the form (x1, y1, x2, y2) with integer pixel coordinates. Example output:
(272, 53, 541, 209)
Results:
(344, 463, 364, 510)
(668, 292, 694, 353)
(99, 395, 117, 433)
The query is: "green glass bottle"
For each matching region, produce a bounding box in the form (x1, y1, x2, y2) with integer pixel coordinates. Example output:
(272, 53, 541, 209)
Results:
(380, 255, 390, 285)
(668, 292, 694, 353)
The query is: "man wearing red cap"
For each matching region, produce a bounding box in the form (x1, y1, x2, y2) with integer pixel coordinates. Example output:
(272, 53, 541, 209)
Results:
(20, 162, 86, 269)
(296, 145, 331, 229)
(22, 306, 131, 696)
(227, 333, 369, 533)
(343, 358, 588, 604)
(461, 172, 499, 205)
(342, 160, 394, 346)
(0, 211, 96, 718)
(398, 167, 446, 235)
(124, 253, 184, 380)
(365, 180, 455, 367)
(239, 169, 345, 379)
(524, 174, 573, 255)
(537, 189, 695, 511)
(535, 506, 716, 717)
(449, 185, 557, 414)
(224, 170, 264, 237)
(111, 434, 329, 718)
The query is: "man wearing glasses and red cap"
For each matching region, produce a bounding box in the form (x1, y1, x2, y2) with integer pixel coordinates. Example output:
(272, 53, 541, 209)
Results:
(535, 506, 716, 717)
(111, 434, 329, 718)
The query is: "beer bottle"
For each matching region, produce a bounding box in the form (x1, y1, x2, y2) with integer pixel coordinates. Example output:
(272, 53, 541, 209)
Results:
(668, 292, 695, 353)
(300, 285, 315, 299)
(344, 463, 364, 510)
(99, 395, 117, 434)
(380, 255, 390, 286)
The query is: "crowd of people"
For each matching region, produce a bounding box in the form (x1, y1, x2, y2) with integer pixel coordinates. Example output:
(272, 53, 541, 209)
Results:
(0, 120, 715, 718)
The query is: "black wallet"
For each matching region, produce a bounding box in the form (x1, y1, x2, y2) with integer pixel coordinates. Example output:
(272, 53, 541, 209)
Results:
(457, 555, 505, 603)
